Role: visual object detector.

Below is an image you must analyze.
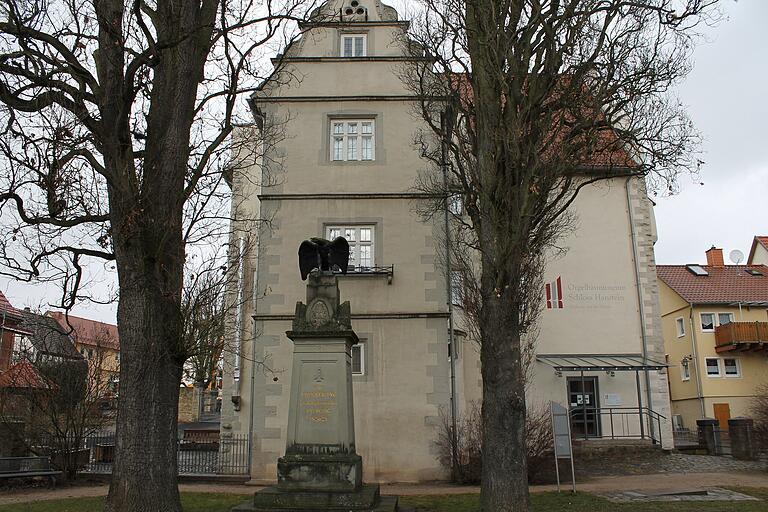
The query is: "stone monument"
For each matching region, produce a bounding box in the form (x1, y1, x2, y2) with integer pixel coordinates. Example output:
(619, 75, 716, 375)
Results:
(233, 270, 398, 511)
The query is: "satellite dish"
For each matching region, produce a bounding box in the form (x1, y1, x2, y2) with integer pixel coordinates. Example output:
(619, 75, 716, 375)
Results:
(729, 249, 744, 265)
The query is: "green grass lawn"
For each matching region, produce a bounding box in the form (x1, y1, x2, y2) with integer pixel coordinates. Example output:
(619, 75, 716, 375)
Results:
(0, 489, 766, 512)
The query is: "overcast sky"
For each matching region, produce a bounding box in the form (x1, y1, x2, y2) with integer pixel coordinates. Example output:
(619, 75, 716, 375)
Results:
(1, 0, 765, 324)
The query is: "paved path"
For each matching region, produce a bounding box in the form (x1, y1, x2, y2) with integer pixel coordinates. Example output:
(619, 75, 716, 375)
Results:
(1, 471, 767, 505)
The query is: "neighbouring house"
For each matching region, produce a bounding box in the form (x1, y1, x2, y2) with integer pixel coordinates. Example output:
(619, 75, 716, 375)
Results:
(47, 312, 120, 396)
(0, 310, 87, 454)
(748, 236, 768, 266)
(0, 291, 31, 373)
(219, 0, 673, 482)
(658, 246, 768, 432)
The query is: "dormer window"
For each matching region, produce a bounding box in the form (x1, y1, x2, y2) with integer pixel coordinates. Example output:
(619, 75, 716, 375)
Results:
(341, 34, 367, 57)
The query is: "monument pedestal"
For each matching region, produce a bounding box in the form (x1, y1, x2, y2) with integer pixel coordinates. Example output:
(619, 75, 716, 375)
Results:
(233, 273, 398, 511)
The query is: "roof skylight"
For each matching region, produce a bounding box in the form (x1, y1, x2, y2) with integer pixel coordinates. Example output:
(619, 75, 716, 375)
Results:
(745, 268, 764, 276)
(686, 265, 709, 276)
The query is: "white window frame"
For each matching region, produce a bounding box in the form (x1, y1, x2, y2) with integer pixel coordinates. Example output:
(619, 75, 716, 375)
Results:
(351, 343, 365, 375)
(681, 360, 691, 381)
(723, 357, 741, 378)
(448, 194, 463, 215)
(675, 317, 685, 338)
(326, 225, 375, 270)
(700, 313, 715, 332)
(330, 119, 375, 162)
(717, 312, 734, 326)
(705, 357, 721, 378)
(341, 33, 367, 57)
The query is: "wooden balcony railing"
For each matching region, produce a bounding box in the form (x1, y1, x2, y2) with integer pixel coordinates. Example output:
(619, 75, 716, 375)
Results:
(715, 321, 768, 352)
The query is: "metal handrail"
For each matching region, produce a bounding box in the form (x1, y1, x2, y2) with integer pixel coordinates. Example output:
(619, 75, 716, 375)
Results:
(567, 406, 666, 444)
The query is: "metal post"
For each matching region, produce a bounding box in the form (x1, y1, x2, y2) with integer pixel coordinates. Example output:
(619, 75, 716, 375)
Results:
(441, 110, 459, 482)
(635, 370, 645, 440)
(610, 408, 614, 439)
(551, 404, 561, 492)
(580, 370, 588, 440)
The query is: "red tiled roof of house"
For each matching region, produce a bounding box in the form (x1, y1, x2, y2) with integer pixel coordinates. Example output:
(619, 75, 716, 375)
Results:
(0, 290, 23, 321)
(448, 72, 638, 170)
(657, 265, 768, 304)
(46, 312, 120, 351)
(0, 360, 51, 389)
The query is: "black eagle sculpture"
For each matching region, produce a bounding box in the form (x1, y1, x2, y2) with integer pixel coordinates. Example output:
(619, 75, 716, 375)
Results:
(298, 237, 350, 280)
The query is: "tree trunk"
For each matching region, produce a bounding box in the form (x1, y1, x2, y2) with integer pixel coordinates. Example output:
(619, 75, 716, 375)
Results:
(479, 287, 529, 512)
(104, 173, 187, 511)
(105, 250, 185, 512)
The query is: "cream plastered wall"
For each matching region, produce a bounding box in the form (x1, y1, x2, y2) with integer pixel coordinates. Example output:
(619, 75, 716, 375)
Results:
(692, 304, 768, 420)
(454, 177, 673, 447)
(659, 277, 768, 427)
(750, 243, 768, 266)
(658, 280, 700, 425)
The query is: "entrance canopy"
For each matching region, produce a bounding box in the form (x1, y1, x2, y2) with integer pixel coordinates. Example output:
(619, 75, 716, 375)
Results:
(536, 354, 667, 373)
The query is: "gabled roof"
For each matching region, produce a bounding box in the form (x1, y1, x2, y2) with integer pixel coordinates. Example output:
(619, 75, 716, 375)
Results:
(748, 236, 768, 264)
(0, 360, 51, 389)
(17, 312, 83, 360)
(657, 265, 768, 305)
(0, 290, 23, 321)
(46, 312, 119, 351)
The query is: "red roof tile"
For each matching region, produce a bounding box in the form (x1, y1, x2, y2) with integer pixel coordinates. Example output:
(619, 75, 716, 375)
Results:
(0, 291, 23, 321)
(0, 360, 51, 389)
(657, 265, 768, 304)
(46, 312, 119, 351)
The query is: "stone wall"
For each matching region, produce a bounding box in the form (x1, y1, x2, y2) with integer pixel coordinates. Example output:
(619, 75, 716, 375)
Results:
(178, 387, 199, 424)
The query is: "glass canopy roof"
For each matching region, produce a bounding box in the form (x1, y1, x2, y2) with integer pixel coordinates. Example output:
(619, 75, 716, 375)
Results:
(536, 354, 667, 372)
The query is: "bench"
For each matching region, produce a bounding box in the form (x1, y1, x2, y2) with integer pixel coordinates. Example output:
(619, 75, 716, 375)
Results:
(0, 456, 62, 487)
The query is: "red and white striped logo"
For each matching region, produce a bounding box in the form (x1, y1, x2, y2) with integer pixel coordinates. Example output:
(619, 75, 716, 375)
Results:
(545, 276, 564, 309)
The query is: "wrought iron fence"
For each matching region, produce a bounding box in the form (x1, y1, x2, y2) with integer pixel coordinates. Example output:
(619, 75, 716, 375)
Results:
(672, 427, 700, 448)
(714, 427, 732, 456)
(76, 432, 248, 475)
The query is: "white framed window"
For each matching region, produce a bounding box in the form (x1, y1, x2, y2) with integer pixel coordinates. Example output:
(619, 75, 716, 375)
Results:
(351, 343, 365, 375)
(341, 34, 367, 57)
(723, 358, 741, 378)
(705, 357, 721, 377)
(675, 317, 685, 338)
(12, 334, 35, 363)
(330, 120, 375, 162)
(700, 313, 715, 332)
(448, 194, 463, 215)
(718, 313, 734, 326)
(326, 225, 374, 270)
(681, 360, 691, 381)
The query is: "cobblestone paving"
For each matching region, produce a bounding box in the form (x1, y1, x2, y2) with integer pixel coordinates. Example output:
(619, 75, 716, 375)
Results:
(578, 452, 767, 477)
(600, 487, 758, 503)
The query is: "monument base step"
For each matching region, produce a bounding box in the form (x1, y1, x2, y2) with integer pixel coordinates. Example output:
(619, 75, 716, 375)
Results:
(231, 484, 399, 512)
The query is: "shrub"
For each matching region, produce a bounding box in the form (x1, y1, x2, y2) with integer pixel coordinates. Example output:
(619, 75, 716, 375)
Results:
(748, 384, 768, 451)
(436, 400, 554, 484)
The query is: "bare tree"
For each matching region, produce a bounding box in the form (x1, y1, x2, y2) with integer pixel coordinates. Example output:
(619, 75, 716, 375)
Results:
(402, 1, 717, 510)
(182, 259, 228, 390)
(0, 311, 115, 480)
(0, 0, 316, 508)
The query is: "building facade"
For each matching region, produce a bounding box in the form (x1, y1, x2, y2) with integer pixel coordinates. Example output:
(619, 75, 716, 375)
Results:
(47, 312, 120, 395)
(220, 0, 673, 483)
(659, 246, 768, 432)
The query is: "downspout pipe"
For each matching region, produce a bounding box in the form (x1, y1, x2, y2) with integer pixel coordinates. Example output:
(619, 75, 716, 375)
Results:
(625, 177, 655, 438)
(688, 304, 706, 418)
(441, 109, 459, 481)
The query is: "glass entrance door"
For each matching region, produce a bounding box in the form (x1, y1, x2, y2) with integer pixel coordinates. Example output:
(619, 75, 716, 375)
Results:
(568, 377, 600, 438)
